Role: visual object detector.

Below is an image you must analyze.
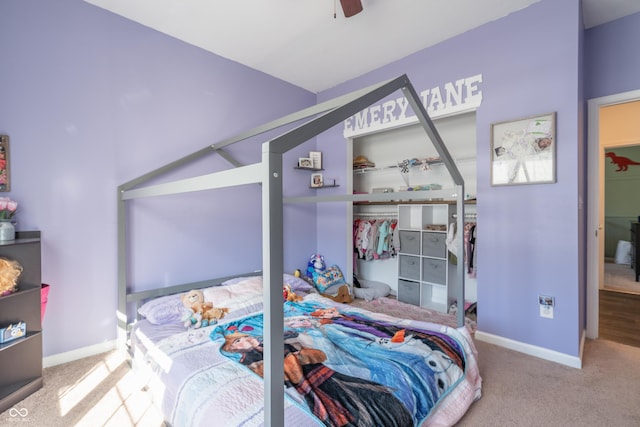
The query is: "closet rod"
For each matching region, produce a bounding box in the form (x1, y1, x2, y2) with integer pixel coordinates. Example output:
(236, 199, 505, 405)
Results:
(452, 213, 477, 219)
(354, 211, 397, 217)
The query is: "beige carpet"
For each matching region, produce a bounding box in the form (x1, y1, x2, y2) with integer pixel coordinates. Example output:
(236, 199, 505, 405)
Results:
(0, 350, 164, 426)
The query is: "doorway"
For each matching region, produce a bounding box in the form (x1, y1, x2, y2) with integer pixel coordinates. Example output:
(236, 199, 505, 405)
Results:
(587, 91, 640, 340)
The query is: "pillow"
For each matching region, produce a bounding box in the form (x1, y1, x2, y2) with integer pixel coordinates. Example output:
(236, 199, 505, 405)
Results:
(138, 277, 263, 325)
(353, 279, 391, 301)
(137, 294, 185, 325)
(312, 264, 346, 293)
(220, 274, 313, 293)
(138, 275, 310, 325)
(283, 273, 314, 293)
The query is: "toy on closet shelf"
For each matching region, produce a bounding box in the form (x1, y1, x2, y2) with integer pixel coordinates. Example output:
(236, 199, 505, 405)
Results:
(180, 289, 229, 329)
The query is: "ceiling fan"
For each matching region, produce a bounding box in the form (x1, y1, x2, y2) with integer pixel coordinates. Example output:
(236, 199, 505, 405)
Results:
(336, 0, 363, 18)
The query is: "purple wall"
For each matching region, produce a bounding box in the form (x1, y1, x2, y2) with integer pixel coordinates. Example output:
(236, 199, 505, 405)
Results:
(0, 0, 315, 357)
(317, 0, 585, 356)
(585, 12, 640, 100)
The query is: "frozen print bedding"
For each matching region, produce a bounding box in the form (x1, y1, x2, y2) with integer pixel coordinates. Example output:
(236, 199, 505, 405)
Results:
(131, 277, 481, 427)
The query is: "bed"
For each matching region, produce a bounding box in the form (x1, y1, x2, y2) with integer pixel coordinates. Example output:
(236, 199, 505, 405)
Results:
(130, 275, 481, 426)
(118, 74, 478, 425)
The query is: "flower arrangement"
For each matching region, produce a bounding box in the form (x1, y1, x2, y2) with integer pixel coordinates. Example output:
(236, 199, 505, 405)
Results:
(0, 197, 17, 220)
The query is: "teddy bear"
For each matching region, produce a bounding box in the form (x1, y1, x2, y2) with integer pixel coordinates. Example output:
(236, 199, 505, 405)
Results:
(0, 257, 22, 297)
(180, 289, 229, 329)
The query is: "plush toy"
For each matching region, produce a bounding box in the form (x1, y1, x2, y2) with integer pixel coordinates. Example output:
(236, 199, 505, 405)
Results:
(0, 257, 22, 297)
(306, 254, 326, 278)
(320, 285, 353, 304)
(180, 289, 229, 329)
(283, 283, 303, 302)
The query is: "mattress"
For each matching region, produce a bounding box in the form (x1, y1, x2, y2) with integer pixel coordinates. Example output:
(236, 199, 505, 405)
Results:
(130, 280, 481, 427)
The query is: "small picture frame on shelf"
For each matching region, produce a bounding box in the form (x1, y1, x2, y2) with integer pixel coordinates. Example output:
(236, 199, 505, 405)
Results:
(311, 173, 323, 188)
(309, 151, 322, 169)
(298, 157, 313, 168)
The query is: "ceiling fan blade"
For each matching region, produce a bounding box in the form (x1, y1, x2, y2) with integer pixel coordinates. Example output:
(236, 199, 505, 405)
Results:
(340, 0, 363, 18)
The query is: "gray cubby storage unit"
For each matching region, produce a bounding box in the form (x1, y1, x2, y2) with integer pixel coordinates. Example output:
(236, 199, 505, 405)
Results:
(0, 231, 43, 413)
(397, 205, 454, 312)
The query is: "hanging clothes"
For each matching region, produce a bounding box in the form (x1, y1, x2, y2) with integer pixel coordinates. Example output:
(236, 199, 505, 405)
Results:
(353, 217, 397, 261)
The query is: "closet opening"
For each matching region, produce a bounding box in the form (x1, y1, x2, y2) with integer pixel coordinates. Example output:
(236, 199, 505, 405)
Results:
(345, 111, 477, 319)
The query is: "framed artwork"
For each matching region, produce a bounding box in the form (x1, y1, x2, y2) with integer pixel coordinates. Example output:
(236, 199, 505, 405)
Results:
(298, 157, 313, 168)
(490, 112, 556, 186)
(309, 151, 322, 169)
(0, 135, 9, 192)
(311, 173, 324, 188)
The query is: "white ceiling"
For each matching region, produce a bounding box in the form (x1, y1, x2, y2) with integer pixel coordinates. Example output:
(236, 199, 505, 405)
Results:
(85, 0, 640, 93)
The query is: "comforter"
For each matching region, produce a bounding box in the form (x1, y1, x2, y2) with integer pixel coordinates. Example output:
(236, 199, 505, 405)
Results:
(133, 293, 481, 426)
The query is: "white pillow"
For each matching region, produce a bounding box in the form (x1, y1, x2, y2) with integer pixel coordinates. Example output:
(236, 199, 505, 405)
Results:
(353, 279, 391, 301)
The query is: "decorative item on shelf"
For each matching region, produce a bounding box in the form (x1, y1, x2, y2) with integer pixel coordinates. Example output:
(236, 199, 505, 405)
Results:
(0, 197, 17, 241)
(298, 157, 313, 168)
(311, 173, 324, 188)
(0, 321, 26, 343)
(399, 159, 411, 187)
(0, 257, 22, 296)
(309, 151, 322, 169)
(353, 155, 375, 169)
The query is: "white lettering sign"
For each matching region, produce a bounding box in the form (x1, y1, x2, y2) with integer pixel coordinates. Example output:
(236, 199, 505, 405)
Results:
(343, 74, 483, 137)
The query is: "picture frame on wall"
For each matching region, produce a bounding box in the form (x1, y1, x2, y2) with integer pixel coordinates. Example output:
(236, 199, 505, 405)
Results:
(490, 112, 556, 186)
(298, 157, 313, 169)
(0, 135, 10, 192)
(309, 151, 322, 169)
(311, 173, 323, 188)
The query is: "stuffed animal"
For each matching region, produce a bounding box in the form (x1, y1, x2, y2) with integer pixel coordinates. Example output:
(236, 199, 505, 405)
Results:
(283, 283, 303, 302)
(0, 257, 22, 297)
(306, 253, 326, 278)
(180, 289, 229, 329)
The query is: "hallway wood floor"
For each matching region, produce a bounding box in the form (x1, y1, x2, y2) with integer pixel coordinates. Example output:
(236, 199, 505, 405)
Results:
(600, 261, 640, 347)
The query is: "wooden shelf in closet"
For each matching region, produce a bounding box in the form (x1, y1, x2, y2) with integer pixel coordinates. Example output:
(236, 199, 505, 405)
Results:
(354, 199, 476, 206)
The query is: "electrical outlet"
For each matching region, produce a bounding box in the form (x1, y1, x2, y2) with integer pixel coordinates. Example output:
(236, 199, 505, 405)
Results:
(539, 295, 554, 319)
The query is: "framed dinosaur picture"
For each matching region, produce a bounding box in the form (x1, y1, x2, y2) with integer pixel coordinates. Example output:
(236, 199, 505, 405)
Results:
(490, 112, 556, 186)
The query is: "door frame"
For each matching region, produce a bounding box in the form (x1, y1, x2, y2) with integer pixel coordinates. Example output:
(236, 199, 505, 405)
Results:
(586, 89, 640, 339)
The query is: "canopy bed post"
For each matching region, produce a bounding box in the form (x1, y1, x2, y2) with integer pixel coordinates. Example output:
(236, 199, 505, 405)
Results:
(117, 186, 128, 347)
(261, 143, 285, 426)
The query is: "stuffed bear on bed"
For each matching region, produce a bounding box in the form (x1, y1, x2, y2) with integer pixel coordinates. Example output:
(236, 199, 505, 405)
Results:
(180, 289, 229, 329)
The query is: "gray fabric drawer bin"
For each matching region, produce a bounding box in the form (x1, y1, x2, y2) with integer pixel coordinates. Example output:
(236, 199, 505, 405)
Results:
(398, 255, 420, 280)
(398, 279, 420, 305)
(399, 231, 420, 255)
(422, 258, 446, 285)
(422, 232, 446, 258)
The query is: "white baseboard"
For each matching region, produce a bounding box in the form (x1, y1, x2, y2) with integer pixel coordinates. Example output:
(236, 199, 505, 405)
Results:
(43, 339, 117, 368)
(475, 330, 583, 369)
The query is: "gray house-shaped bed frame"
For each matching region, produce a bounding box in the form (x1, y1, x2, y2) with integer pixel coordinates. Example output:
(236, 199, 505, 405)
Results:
(117, 74, 466, 426)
